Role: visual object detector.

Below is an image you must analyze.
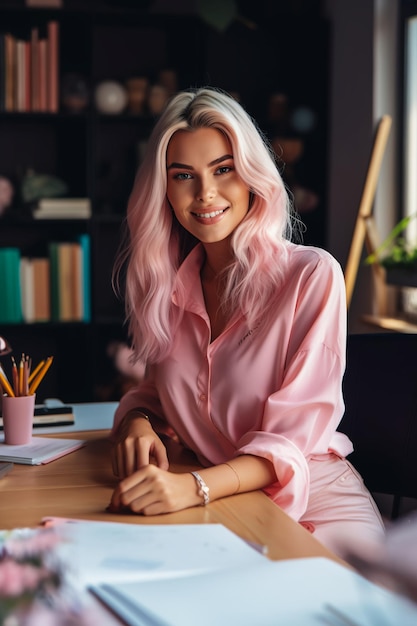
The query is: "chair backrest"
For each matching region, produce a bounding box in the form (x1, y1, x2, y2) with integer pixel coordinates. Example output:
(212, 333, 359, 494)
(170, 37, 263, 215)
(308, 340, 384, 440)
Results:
(338, 333, 417, 513)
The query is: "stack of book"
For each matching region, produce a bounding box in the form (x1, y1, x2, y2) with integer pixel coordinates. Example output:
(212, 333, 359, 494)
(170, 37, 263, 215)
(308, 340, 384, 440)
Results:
(33, 198, 92, 220)
(0, 21, 59, 113)
(1, 235, 91, 324)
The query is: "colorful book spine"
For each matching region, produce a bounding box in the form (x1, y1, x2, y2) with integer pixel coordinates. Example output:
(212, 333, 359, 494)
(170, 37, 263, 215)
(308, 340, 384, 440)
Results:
(47, 21, 59, 113)
(4, 33, 16, 112)
(20, 257, 35, 323)
(48, 242, 60, 321)
(78, 234, 91, 322)
(33, 257, 51, 321)
(0, 248, 23, 323)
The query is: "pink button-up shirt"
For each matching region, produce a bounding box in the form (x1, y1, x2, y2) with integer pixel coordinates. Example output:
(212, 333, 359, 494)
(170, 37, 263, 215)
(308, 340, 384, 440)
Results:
(113, 242, 353, 520)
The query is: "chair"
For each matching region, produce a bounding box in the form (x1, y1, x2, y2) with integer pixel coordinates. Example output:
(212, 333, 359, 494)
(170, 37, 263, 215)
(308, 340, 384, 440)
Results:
(338, 333, 417, 519)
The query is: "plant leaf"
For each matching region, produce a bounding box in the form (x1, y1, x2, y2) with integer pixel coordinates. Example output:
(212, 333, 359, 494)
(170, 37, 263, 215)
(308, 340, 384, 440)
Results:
(364, 213, 417, 265)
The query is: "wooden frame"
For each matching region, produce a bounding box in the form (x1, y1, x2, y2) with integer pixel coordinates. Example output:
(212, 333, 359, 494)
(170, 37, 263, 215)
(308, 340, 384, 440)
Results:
(344, 115, 392, 311)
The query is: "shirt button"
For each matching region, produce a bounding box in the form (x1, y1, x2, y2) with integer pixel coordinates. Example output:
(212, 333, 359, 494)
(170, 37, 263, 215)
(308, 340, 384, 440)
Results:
(200, 394, 207, 401)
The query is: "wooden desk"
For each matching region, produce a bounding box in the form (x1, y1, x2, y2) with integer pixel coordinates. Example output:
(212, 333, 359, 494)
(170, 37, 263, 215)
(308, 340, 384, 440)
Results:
(0, 430, 338, 563)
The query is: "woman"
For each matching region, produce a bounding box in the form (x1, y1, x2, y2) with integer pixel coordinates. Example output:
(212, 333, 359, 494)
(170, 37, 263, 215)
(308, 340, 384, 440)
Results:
(109, 87, 384, 554)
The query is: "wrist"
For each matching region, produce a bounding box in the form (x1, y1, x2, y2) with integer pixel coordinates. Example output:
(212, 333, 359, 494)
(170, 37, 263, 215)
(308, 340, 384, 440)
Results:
(190, 471, 210, 506)
(124, 408, 151, 423)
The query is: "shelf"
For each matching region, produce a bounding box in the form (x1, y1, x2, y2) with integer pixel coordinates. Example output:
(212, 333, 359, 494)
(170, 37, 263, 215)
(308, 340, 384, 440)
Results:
(362, 314, 417, 334)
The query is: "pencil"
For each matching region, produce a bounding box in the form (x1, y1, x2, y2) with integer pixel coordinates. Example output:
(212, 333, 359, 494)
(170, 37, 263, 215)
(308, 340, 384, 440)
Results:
(11, 356, 19, 396)
(28, 359, 45, 384)
(23, 356, 29, 396)
(0, 367, 15, 397)
(19, 355, 25, 396)
(28, 356, 53, 395)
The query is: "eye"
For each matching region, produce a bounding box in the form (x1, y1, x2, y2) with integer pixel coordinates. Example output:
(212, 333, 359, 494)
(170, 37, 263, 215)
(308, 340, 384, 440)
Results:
(215, 165, 233, 175)
(173, 172, 192, 180)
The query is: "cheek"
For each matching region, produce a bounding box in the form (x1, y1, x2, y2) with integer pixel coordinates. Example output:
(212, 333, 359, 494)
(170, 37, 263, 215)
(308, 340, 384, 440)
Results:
(166, 183, 190, 212)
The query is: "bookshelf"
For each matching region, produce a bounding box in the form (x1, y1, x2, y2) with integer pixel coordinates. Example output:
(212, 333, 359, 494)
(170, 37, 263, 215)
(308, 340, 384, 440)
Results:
(0, 2, 329, 402)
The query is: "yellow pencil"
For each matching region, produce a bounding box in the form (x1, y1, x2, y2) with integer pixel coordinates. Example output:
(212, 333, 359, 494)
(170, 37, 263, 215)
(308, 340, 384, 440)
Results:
(0, 367, 15, 397)
(18, 355, 24, 396)
(29, 356, 53, 395)
(28, 359, 45, 384)
(11, 356, 19, 396)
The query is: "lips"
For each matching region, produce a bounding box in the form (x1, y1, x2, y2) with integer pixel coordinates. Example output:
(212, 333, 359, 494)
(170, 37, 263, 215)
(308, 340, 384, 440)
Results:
(193, 208, 225, 218)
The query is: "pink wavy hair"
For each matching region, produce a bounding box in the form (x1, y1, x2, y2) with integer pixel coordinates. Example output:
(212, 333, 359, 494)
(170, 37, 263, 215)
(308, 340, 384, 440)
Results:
(114, 87, 296, 363)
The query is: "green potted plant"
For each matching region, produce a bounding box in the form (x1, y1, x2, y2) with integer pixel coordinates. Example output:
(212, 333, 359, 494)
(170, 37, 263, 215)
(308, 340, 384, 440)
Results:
(365, 213, 417, 287)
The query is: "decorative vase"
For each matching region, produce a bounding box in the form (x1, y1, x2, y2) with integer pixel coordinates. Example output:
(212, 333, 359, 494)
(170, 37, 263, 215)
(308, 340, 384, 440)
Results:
(125, 77, 149, 115)
(94, 81, 127, 115)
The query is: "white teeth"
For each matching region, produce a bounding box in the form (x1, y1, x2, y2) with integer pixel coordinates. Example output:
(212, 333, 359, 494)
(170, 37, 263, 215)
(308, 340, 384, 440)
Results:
(195, 209, 224, 218)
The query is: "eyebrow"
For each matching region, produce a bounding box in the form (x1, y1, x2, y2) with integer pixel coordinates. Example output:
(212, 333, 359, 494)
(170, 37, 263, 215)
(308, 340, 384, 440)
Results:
(167, 154, 233, 170)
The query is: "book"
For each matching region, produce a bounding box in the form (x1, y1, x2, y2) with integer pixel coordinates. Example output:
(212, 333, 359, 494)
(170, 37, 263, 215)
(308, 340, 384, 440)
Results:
(71, 242, 83, 321)
(33, 197, 92, 219)
(32, 257, 51, 321)
(30, 26, 39, 111)
(77, 233, 91, 322)
(0, 405, 74, 430)
(38, 37, 48, 112)
(0, 436, 85, 465)
(90, 556, 417, 626)
(5, 32, 16, 112)
(15, 39, 26, 112)
(47, 20, 59, 113)
(0, 248, 22, 323)
(48, 242, 60, 321)
(57, 242, 75, 321)
(20, 257, 35, 323)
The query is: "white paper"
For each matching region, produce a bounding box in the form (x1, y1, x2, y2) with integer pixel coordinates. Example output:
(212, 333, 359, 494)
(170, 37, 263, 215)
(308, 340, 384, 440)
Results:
(46, 519, 267, 588)
(90, 556, 417, 626)
(0, 436, 85, 464)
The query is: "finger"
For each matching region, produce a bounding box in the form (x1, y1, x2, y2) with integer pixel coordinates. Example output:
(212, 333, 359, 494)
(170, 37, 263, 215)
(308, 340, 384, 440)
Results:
(116, 444, 129, 479)
(114, 474, 151, 512)
(108, 472, 144, 511)
(153, 440, 169, 470)
(123, 438, 139, 477)
(134, 437, 153, 469)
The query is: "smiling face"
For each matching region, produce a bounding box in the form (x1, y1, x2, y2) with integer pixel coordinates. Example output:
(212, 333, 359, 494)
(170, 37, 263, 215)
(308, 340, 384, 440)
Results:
(166, 127, 250, 247)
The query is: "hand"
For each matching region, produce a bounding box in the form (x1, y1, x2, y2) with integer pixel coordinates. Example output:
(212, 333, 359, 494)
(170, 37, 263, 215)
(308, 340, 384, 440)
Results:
(108, 466, 201, 515)
(112, 413, 169, 478)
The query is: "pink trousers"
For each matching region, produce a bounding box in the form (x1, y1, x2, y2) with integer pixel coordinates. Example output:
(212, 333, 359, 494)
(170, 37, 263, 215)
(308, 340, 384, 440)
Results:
(298, 454, 385, 557)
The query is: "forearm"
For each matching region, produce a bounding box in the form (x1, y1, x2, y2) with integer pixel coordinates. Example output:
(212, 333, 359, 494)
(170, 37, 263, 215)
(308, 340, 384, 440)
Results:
(193, 455, 277, 503)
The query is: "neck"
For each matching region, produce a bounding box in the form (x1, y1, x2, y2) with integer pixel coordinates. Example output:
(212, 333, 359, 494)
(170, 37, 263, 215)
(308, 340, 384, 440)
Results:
(201, 260, 219, 282)
(201, 241, 233, 281)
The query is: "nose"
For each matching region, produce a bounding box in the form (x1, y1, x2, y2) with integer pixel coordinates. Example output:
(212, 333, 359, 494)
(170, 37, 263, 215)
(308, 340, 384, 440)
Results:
(196, 177, 215, 202)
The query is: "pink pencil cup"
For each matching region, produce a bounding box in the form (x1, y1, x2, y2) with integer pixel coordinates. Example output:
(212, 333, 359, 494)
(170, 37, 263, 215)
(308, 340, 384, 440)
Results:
(2, 394, 36, 445)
